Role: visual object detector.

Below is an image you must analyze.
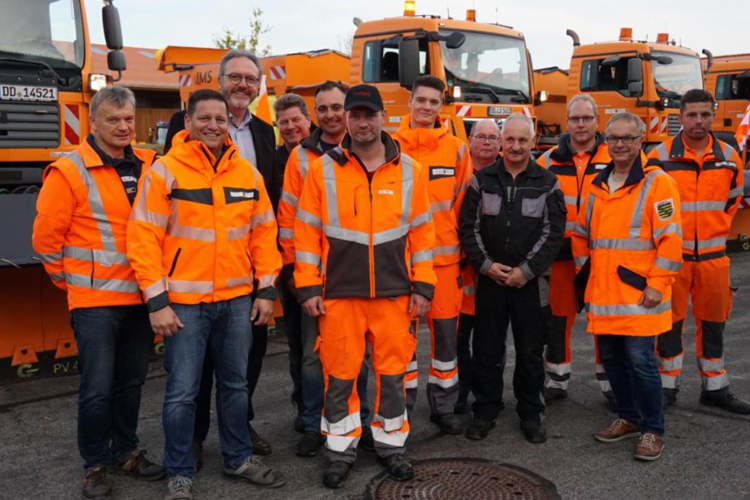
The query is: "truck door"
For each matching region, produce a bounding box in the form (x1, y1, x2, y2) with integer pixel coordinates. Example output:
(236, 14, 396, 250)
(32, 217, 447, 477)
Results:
(715, 72, 750, 139)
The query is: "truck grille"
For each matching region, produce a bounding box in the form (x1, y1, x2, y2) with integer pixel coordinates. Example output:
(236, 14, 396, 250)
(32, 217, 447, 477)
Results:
(0, 101, 60, 149)
(667, 114, 681, 136)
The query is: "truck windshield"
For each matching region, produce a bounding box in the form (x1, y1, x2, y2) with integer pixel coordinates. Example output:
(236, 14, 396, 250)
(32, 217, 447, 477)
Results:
(0, 0, 85, 69)
(651, 52, 702, 98)
(440, 30, 530, 103)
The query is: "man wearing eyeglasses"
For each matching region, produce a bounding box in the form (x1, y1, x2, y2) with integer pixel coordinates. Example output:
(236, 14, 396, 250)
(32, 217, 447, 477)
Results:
(572, 112, 682, 461)
(190, 49, 279, 466)
(537, 95, 615, 408)
(393, 75, 473, 436)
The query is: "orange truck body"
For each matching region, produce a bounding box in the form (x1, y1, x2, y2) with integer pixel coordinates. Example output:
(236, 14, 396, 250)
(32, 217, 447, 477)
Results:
(534, 28, 704, 150)
(704, 56, 750, 150)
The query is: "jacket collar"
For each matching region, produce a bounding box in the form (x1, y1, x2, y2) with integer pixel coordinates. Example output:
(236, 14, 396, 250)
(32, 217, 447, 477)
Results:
(328, 131, 401, 167)
(77, 134, 138, 168)
(668, 131, 723, 160)
(490, 156, 543, 180)
(550, 131, 606, 163)
(395, 113, 448, 150)
(299, 128, 326, 156)
(166, 129, 239, 173)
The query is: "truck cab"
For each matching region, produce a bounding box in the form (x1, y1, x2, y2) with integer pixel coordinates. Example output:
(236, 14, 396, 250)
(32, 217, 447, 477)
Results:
(349, 4, 537, 141)
(536, 28, 704, 150)
(704, 55, 750, 149)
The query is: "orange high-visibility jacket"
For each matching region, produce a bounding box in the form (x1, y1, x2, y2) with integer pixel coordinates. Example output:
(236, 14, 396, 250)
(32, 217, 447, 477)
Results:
(538, 132, 611, 261)
(293, 133, 437, 302)
(571, 157, 683, 336)
(32, 139, 156, 310)
(127, 130, 281, 311)
(646, 132, 743, 262)
(277, 128, 327, 279)
(393, 114, 472, 266)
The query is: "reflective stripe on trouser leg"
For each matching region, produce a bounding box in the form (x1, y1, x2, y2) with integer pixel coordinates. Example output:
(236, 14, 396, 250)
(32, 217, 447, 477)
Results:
(367, 296, 415, 458)
(698, 320, 729, 392)
(318, 298, 368, 464)
(544, 313, 573, 391)
(427, 316, 459, 414)
(657, 320, 684, 390)
(594, 336, 612, 393)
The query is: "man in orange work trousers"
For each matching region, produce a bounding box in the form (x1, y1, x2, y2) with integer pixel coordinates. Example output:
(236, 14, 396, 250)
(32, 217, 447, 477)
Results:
(294, 85, 437, 489)
(393, 75, 473, 434)
(647, 89, 750, 414)
(537, 94, 616, 408)
(33, 86, 166, 500)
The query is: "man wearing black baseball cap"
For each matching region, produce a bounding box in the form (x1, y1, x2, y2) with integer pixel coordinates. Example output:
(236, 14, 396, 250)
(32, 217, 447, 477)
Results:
(293, 84, 437, 488)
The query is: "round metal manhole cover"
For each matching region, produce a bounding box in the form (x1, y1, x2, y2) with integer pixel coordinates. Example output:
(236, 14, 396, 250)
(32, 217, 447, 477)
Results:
(364, 458, 560, 500)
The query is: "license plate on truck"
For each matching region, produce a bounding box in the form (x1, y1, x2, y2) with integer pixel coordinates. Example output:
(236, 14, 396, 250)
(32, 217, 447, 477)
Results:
(0, 84, 58, 102)
(488, 106, 512, 116)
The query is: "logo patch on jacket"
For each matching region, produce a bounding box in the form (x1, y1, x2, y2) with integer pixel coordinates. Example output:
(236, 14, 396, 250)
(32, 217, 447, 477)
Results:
(224, 187, 258, 204)
(655, 198, 674, 221)
(429, 166, 455, 180)
(378, 189, 394, 195)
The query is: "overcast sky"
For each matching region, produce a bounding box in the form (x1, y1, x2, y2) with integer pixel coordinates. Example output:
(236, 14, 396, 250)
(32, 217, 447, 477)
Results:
(85, 0, 749, 69)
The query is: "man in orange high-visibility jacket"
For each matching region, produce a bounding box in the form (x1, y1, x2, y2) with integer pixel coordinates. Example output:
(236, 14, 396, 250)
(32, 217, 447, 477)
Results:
(127, 90, 286, 497)
(294, 85, 436, 489)
(647, 89, 750, 414)
(455, 119, 503, 415)
(32, 86, 165, 499)
(393, 75, 472, 435)
(572, 112, 683, 462)
(537, 95, 615, 407)
(278, 81, 373, 457)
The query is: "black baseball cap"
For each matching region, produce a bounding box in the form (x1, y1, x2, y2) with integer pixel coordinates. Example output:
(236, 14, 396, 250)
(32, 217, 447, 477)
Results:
(344, 84, 384, 112)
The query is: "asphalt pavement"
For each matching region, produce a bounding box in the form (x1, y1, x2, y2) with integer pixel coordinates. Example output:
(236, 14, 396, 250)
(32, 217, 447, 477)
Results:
(2, 253, 750, 499)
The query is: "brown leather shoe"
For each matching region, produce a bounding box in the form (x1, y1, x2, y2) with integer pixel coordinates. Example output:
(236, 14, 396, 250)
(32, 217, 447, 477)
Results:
(82, 467, 112, 499)
(115, 450, 166, 481)
(250, 427, 272, 456)
(634, 432, 664, 461)
(594, 419, 640, 443)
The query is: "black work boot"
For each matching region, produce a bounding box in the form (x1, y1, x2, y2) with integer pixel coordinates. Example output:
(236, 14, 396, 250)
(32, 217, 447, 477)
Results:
(699, 390, 750, 415)
(323, 461, 352, 489)
(295, 431, 326, 457)
(603, 390, 617, 412)
(465, 418, 496, 441)
(429, 412, 464, 435)
(82, 467, 112, 499)
(663, 388, 678, 407)
(358, 425, 375, 452)
(114, 450, 166, 481)
(377, 454, 415, 481)
(520, 420, 548, 444)
(544, 387, 568, 402)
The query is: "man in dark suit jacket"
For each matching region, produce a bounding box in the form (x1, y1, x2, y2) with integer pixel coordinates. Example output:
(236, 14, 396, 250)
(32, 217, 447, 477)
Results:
(164, 49, 280, 465)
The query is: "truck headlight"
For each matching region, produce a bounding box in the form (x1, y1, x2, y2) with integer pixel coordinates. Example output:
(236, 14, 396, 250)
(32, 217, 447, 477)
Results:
(89, 74, 108, 92)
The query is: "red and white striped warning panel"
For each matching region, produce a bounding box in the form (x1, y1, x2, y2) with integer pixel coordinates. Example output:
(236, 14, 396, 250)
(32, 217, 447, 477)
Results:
(179, 75, 192, 87)
(269, 66, 286, 80)
(64, 104, 80, 146)
(522, 107, 531, 118)
(660, 116, 669, 134)
(457, 105, 471, 117)
(649, 116, 659, 134)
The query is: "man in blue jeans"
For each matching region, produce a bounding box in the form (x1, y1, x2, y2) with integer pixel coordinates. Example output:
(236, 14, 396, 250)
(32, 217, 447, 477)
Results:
(32, 86, 165, 499)
(127, 90, 286, 499)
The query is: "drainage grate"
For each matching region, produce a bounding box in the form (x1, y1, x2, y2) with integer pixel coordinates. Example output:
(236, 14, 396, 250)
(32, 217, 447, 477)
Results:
(365, 458, 560, 500)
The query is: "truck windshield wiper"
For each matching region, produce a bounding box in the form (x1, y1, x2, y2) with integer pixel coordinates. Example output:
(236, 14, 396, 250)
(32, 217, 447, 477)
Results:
(465, 83, 529, 103)
(0, 56, 68, 87)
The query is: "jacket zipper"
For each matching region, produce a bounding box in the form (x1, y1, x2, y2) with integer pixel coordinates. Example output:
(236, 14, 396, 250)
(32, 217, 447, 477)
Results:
(368, 171, 376, 298)
(168, 248, 182, 277)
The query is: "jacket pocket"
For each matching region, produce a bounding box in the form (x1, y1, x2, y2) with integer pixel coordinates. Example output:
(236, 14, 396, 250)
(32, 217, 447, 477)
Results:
(168, 248, 182, 277)
(481, 192, 502, 216)
(521, 196, 545, 218)
(617, 265, 647, 291)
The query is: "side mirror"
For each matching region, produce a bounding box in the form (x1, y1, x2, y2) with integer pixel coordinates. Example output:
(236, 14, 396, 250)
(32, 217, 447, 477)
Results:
(602, 54, 621, 66)
(398, 38, 420, 89)
(627, 58, 643, 96)
(445, 31, 466, 49)
(107, 50, 127, 82)
(534, 90, 548, 106)
(102, 3, 124, 50)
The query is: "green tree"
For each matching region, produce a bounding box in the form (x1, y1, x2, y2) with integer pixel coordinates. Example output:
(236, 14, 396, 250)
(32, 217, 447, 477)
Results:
(212, 8, 272, 56)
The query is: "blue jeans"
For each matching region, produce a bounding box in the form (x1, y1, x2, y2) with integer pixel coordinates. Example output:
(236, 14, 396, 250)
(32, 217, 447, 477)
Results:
(71, 305, 154, 471)
(163, 295, 253, 477)
(299, 311, 371, 432)
(597, 334, 665, 435)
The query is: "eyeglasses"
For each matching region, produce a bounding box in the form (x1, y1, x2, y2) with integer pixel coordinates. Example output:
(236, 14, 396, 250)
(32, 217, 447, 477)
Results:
(605, 135, 641, 144)
(567, 116, 596, 124)
(225, 74, 259, 86)
(472, 134, 500, 143)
